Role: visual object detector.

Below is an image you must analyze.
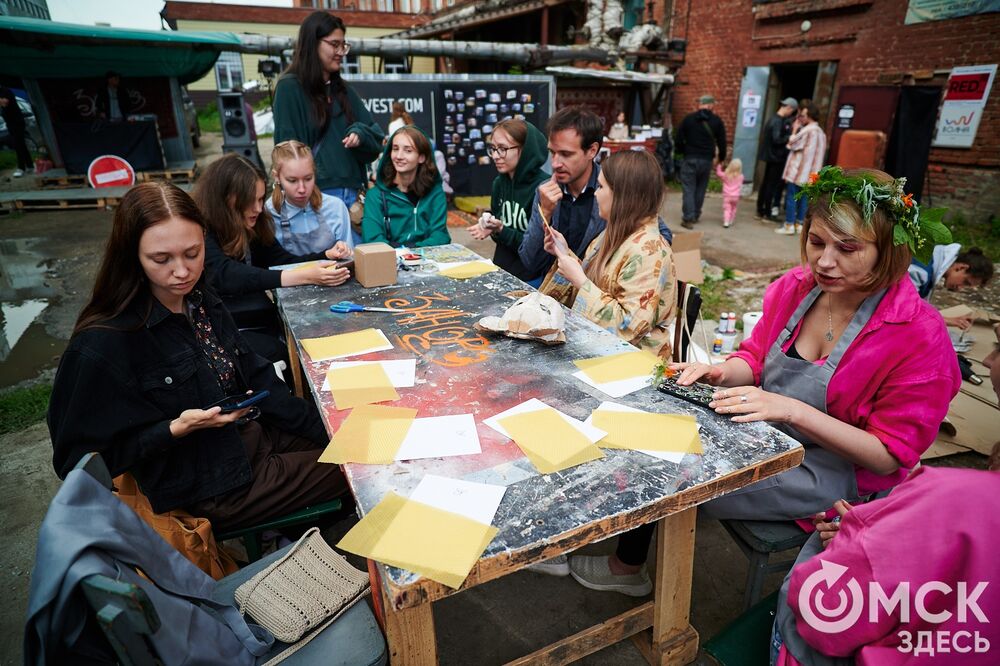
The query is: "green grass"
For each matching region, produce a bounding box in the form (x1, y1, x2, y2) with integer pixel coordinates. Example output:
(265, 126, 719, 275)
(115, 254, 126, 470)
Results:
(698, 272, 741, 325)
(946, 211, 1000, 259)
(0, 384, 52, 436)
(197, 104, 221, 133)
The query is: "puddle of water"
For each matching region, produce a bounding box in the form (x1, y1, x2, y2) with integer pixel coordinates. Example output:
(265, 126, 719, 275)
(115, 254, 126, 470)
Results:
(0, 238, 60, 388)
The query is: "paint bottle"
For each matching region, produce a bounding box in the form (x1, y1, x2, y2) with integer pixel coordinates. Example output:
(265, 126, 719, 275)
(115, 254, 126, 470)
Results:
(728, 312, 738, 334)
(717, 313, 728, 333)
(712, 335, 723, 354)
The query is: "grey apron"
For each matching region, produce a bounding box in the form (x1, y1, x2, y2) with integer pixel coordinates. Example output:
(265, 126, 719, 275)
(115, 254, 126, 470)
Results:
(278, 202, 336, 257)
(701, 285, 887, 521)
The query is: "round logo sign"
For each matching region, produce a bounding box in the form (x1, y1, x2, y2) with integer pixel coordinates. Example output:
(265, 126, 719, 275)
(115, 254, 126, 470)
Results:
(87, 155, 136, 188)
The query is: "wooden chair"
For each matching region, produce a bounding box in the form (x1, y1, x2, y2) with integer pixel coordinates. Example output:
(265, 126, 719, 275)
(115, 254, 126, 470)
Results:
(73, 453, 387, 666)
(719, 519, 809, 611)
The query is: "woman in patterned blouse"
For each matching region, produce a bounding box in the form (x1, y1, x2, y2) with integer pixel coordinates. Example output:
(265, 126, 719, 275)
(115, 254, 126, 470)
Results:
(542, 150, 677, 356)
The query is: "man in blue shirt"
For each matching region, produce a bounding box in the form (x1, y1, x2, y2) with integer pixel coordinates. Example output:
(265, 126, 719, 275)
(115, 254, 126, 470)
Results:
(519, 107, 672, 285)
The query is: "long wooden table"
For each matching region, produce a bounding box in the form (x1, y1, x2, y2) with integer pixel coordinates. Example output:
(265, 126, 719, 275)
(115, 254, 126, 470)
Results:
(275, 244, 803, 665)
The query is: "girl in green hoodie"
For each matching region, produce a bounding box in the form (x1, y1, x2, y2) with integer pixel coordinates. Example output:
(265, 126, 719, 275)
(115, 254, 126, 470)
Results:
(469, 119, 550, 281)
(362, 126, 450, 248)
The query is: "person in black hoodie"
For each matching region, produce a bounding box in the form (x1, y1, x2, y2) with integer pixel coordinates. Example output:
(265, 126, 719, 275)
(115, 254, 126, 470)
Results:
(756, 97, 798, 222)
(674, 94, 727, 228)
(194, 154, 351, 363)
(48, 182, 346, 529)
(468, 118, 550, 281)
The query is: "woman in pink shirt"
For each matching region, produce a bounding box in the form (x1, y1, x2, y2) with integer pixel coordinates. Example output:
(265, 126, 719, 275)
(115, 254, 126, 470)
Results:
(565, 167, 961, 598)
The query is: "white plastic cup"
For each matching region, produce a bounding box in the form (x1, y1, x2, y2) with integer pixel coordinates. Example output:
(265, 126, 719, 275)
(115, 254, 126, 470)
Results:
(743, 311, 763, 340)
(717, 329, 738, 353)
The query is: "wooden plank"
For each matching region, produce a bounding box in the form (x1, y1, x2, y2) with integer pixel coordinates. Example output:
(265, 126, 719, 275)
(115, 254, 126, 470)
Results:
(285, 326, 305, 398)
(381, 582, 437, 666)
(505, 603, 654, 666)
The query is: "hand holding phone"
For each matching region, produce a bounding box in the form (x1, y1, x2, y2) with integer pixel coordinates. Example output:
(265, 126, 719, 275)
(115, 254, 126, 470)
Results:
(208, 390, 270, 413)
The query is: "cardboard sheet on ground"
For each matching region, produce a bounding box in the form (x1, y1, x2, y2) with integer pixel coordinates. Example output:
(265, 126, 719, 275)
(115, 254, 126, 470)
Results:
(394, 414, 481, 461)
(326, 363, 399, 410)
(584, 401, 700, 463)
(574, 350, 661, 384)
(337, 491, 498, 589)
(409, 474, 506, 525)
(301, 328, 393, 362)
(318, 405, 416, 464)
(322, 359, 416, 390)
(437, 261, 499, 280)
(497, 408, 605, 474)
(484, 398, 606, 443)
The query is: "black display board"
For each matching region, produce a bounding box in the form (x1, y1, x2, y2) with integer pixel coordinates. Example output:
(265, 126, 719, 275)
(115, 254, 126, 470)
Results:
(349, 76, 553, 196)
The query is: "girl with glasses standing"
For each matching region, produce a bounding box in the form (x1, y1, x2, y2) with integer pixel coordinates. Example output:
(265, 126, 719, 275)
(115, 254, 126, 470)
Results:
(468, 119, 550, 281)
(273, 12, 383, 218)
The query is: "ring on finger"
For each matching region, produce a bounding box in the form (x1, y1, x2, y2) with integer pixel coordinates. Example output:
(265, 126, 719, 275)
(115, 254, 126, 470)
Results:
(740, 395, 748, 403)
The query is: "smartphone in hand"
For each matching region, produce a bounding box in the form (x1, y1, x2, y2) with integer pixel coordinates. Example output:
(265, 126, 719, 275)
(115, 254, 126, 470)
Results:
(207, 390, 270, 413)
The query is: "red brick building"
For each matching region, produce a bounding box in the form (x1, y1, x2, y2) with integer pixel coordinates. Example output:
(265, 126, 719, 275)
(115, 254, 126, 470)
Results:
(665, 0, 1000, 223)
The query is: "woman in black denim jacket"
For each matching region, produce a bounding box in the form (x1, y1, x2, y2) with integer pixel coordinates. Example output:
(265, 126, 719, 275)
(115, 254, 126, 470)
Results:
(48, 183, 346, 530)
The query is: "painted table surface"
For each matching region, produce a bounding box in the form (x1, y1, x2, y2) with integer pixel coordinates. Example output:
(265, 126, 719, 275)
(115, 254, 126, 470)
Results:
(275, 244, 803, 609)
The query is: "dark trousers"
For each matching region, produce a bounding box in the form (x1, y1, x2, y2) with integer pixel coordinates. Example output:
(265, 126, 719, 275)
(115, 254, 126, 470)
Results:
(680, 157, 713, 222)
(188, 420, 347, 532)
(756, 160, 785, 216)
(7, 125, 33, 171)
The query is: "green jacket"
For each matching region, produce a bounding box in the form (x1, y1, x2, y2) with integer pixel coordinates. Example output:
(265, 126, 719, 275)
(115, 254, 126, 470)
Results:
(361, 127, 450, 248)
(272, 75, 384, 191)
(490, 122, 550, 280)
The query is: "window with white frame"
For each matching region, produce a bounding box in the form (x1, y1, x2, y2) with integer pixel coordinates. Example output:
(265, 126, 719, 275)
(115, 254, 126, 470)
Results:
(341, 54, 361, 75)
(399, 0, 422, 12)
(215, 52, 245, 91)
(383, 57, 410, 74)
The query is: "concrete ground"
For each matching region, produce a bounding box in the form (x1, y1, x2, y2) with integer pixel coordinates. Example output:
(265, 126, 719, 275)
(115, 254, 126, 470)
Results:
(0, 141, 987, 664)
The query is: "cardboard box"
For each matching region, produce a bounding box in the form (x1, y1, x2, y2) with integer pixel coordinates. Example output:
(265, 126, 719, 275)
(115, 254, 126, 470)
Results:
(354, 243, 397, 288)
(672, 231, 703, 284)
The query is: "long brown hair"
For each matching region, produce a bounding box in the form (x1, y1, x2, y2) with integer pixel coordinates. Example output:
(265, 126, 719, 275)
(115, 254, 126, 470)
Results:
(284, 11, 353, 127)
(193, 153, 274, 259)
(585, 151, 663, 286)
(390, 101, 413, 126)
(380, 126, 439, 199)
(271, 140, 322, 213)
(74, 183, 206, 333)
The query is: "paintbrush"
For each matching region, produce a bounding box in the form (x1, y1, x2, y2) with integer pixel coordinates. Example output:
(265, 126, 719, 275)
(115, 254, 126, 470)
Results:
(537, 202, 551, 232)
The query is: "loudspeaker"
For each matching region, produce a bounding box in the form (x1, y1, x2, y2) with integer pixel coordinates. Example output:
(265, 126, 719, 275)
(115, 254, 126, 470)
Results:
(222, 143, 262, 166)
(217, 92, 254, 146)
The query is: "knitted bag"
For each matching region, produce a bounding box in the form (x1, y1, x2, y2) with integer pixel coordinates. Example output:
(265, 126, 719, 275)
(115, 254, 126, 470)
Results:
(234, 527, 370, 649)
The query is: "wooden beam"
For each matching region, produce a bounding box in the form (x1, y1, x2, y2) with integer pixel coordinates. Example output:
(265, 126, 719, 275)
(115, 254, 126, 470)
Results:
(505, 603, 654, 665)
(382, 583, 438, 665)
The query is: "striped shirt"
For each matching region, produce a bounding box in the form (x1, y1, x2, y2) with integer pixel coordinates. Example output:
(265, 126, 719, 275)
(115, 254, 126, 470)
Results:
(783, 123, 827, 185)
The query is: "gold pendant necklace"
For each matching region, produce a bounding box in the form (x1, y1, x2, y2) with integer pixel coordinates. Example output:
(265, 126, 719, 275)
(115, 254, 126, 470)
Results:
(825, 294, 835, 342)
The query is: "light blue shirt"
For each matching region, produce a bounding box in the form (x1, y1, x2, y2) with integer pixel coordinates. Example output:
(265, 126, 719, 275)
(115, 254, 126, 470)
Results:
(265, 193, 354, 256)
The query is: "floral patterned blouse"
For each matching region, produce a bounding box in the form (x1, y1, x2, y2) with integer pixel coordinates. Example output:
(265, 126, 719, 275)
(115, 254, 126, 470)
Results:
(573, 220, 677, 357)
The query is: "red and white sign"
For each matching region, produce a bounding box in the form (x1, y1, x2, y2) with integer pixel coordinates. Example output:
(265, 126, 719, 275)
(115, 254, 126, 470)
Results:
(945, 72, 993, 102)
(934, 64, 996, 149)
(87, 155, 136, 188)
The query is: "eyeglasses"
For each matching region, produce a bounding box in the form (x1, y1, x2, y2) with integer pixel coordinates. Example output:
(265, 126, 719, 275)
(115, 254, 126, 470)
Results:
(321, 39, 351, 54)
(486, 143, 519, 157)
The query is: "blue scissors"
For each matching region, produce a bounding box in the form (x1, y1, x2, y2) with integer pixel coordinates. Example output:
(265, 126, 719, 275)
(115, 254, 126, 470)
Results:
(329, 300, 403, 314)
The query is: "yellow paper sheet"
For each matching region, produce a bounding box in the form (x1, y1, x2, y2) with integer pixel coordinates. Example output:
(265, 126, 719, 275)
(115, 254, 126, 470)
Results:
(337, 492, 498, 589)
(301, 328, 390, 362)
(574, 350, 661, 384)
(438, 261, 499, 280)
(497, 408, 604, 474)
(318, 405, 416, 464)
(592, 410, 702, 454)
(326, 363, 399, 410)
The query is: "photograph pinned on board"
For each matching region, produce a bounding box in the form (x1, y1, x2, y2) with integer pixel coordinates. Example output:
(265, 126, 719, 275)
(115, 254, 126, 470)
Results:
(456, 113, 464, 123)
(447, 156, 457, 166)
(475, 89, 487, 99)
(475, 107, 484, 117)
(469, 129, 482, 139)
(489, 92, 501, 103)
(457, 124, 466, 134)
(499, 104, 509, 114)
(467, 117, 477, 127)
(451, 133, 461, 144)
(473, 140, 485, 150)
(444, 125, 455, 134)
(520, 93, 532, 103)
(506, 89, 517, 99)
(477, 155, 491, 165)
(446, 103, 456, 112)
(466, 98, 476, 108)
(487, 113, 498, 123)
(482, 124, 494, 134)
(454, 90, 465, 101)
(458, 147, 466, 157)
(514, 114, 526, 121)
(446, 144, 456, 154)
(444, 89, 453, 99)
(445, 115, 453, 124)
(524, 103, 535, 113)
(485, 103, 498, 112)
(467, 155, 476, 164)
(462, 137, 471, 146)
(512, 103, 521, 112)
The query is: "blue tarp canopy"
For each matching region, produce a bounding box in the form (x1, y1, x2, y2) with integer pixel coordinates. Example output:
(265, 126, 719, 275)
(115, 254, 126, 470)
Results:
(0, 16, 241, 84)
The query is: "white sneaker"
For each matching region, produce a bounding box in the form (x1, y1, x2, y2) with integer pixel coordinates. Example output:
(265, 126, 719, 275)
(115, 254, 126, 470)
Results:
(774, 225, 796, 235)
(771, 206, 780, 217)
(568, 554, 652, 597)
(12, 169, 24, 178)
(525, 553, 570, 577)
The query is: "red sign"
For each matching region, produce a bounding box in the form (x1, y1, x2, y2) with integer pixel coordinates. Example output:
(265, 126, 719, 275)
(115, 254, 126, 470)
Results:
(87, 155, 135, 188)
(945, 73, 992, 102)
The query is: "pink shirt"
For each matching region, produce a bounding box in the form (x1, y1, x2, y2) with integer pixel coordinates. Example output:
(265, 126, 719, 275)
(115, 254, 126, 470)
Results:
(731, 267, 960, 495)
(783, 123, 826, 185)
(786, 466, 1000, 665)
(715, 164, 743, 198)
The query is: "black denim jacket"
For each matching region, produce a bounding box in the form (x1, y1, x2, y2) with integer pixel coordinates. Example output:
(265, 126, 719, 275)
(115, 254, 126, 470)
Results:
(48, 285, 328, 513)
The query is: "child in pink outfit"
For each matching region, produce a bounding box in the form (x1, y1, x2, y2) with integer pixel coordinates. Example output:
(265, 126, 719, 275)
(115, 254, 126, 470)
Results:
(716, 159, 743, 228)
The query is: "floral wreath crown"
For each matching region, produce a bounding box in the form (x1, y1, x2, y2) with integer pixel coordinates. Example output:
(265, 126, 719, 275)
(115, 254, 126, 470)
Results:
(796, 166, 950, 263)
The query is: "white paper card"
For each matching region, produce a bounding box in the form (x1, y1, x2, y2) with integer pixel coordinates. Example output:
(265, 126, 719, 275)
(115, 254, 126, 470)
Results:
(409, 474, 507, 526)
(322, 359, 417, 390)
(484, 398, 606, 443)
(572, 370, 650, 398)
(583, 401, 696, 464)
(394, 414, 482, 461)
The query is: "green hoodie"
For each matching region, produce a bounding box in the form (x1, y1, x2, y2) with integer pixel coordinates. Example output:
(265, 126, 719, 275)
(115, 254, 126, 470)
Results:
(490, 122, 550, 280)
(361, 127, 450, 248)
(272, 74, 384, 191)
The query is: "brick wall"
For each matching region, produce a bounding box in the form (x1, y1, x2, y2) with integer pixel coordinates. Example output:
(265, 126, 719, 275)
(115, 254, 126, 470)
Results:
(666, 0, 1000, 223)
